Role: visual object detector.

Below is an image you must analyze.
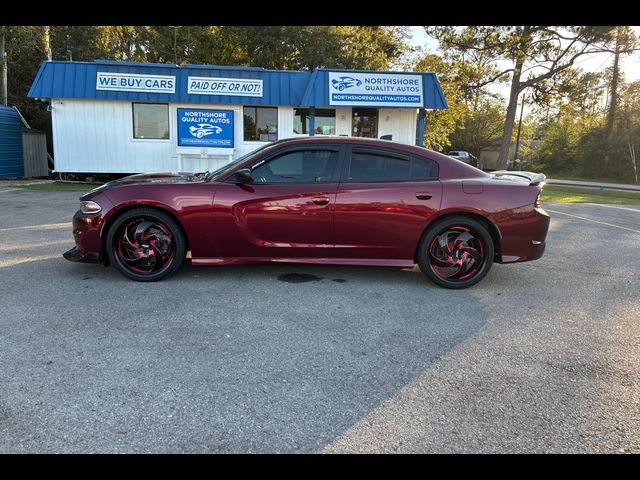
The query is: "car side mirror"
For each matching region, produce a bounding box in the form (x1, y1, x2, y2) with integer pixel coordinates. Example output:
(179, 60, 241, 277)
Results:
(234, 168, 252, 184)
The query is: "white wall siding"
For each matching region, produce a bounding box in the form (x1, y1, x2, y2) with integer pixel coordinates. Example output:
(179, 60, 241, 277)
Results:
(52, 99, 174, 173)
(51, 100, 420, 173)
(335, 108, 351, 136)
(377, 108, 418, 143)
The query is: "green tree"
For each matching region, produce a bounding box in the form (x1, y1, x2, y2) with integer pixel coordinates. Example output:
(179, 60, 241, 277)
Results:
(225, 26, 408, 70)
(603, 26, 639, 135)
(414, 53, 468, 151)
(448, 99, 505, 157)
(426, 26, 616, 169)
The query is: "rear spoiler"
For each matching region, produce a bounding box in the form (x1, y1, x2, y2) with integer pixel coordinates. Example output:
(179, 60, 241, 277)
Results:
(492, 170, 546, 186)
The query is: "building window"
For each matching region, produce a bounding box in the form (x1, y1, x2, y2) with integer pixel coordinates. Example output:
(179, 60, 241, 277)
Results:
(244, 107, 278, 142)
(132, 103, 169, 139)
(293, 108, 336, 135)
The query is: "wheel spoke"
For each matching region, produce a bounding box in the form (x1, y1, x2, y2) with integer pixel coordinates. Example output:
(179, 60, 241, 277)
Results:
(115, 218, 175, 275)
(428, 225, 485, 282)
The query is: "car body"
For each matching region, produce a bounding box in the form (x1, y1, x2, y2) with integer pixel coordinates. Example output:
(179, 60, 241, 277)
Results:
(447, 150, 479, 168)
(330, 77, 363, 91)
(63, 137, 550, 288)
(189, 123, 223, 138)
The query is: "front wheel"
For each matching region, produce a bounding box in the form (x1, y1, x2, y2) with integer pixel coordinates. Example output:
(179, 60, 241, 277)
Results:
(106, 208, 187, 282)
(417, 216, 494, 289)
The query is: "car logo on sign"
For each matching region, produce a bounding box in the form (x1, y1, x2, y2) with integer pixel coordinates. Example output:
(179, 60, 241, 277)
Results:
(331, 76, 363, 91)
(189, 124, 223, 138)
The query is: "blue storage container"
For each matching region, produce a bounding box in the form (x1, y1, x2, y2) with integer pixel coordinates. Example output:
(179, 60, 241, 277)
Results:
(0, 105, 24, 178)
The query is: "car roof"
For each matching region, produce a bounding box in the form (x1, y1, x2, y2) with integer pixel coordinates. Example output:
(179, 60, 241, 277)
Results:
(268, 136, 434, 155)
(244, 136, 490, 181)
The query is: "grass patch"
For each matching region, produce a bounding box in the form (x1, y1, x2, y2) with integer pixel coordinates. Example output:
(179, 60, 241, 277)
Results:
(15, 182, 102, 192)
(541, 185, 640, 205)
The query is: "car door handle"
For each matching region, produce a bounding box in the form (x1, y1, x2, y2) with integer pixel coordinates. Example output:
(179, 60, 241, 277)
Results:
(416, 192, 432, 200)
(312, 197, 331, 206)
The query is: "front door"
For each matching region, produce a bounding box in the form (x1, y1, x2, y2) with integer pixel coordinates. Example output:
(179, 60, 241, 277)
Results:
(211, 146, 343, 259)
(334, 146, 442, 261)
(352, 108, 378, 138)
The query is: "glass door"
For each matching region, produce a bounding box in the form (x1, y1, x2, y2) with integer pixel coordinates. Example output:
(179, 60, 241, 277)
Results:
(352, 108, 378, 138)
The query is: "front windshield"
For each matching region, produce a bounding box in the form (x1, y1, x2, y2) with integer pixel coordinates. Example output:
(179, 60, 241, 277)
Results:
(205, 143, 276, 181)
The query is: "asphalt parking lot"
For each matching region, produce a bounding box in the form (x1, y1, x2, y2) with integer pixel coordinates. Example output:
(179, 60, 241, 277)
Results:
(1, 187, 639, 453)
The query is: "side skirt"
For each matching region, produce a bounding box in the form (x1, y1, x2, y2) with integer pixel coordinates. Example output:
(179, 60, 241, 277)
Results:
(191, 257, 415, 268)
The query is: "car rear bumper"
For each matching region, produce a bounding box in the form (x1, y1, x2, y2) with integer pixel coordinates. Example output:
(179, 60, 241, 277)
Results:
(496, 206, 551, 263)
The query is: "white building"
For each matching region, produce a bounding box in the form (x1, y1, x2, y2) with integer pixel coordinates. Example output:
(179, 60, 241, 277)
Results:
(28, 61, 447, 174)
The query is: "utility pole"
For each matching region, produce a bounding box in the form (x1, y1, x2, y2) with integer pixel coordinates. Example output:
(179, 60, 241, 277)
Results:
(514, 92, 526, 170)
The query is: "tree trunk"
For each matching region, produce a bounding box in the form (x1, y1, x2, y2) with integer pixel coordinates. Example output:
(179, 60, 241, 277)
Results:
(43, 26, 52, 60)
(606, 27, 622, 136)
(1, 33, 7, 106)
(496, 58, 523, 170)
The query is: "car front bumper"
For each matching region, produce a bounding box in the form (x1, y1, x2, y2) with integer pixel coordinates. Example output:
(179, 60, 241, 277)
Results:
(62, 206, 107, 264)
(63, 245, 102, 263)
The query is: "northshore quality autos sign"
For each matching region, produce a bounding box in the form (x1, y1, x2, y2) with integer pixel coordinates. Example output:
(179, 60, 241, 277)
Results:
(328, 72, 424, 107)
(177, 109, 234, 148)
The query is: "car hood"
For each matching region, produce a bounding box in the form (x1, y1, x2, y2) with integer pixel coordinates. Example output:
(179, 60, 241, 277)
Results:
(107, 172, 205, 186)
(81, 172, 205, 199)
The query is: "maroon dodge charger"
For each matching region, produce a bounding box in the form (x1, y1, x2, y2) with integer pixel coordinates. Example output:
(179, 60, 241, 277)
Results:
(64, 137, 550, 288)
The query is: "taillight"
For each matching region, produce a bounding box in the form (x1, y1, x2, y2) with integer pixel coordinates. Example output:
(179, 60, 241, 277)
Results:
(535, 190, 542, 208)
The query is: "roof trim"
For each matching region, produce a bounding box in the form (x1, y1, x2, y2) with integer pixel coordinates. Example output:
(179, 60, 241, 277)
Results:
(28, 60, 448, 110)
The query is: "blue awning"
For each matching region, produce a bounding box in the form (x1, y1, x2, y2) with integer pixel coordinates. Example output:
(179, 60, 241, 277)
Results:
(28, 60, 448, 110)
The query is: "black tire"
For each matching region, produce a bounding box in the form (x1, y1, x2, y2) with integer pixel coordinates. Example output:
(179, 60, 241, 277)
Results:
(105, 207, 187, 282)
(417, 216, 494, 289)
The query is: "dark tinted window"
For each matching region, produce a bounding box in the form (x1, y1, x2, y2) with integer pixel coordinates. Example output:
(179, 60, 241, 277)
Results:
(410, 156, 439, 179)
(293, 108, 336, 135)
(251, 150, 338, 183)
(347, 151, 438, 182)
(244, 107, 278, 141)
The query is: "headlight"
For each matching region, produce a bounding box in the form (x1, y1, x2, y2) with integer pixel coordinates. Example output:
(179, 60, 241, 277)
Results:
(80, 200, 102, 214)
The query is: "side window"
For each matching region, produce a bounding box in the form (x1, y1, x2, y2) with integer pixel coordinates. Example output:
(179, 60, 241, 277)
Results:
(347, 151, 438, 182)
(251, 150, 339, 183)
(410, 156, 439, 180)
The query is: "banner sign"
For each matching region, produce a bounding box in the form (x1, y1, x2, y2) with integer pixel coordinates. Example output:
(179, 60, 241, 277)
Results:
(177, 108, 234, 148)
(96, 72, 175, 93)
(328, 72, 423, 107)
(187, 76, 263, 97)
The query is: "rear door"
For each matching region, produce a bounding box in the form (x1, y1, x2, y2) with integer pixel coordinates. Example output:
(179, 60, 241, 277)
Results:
(334, 146, 442, 261)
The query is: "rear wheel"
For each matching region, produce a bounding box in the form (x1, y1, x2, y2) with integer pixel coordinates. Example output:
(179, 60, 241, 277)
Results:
(417, 216, 494, 289)
(106, 208, 186, 282)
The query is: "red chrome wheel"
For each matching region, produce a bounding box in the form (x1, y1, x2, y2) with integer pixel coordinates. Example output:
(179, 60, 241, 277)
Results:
(428, 226, 485, 281)
(106, 208, 186, 282)
(418, 216, 494, 289)
(116, 219, 175, 274)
